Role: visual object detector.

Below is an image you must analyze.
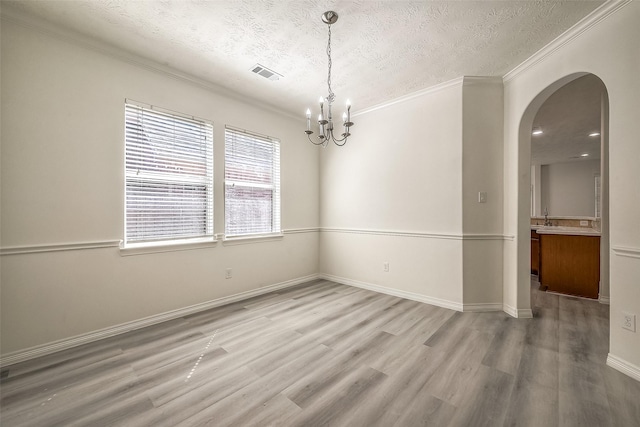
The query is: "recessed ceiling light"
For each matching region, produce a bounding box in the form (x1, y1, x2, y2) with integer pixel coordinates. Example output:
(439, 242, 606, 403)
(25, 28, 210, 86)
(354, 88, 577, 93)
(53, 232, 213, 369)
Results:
(581, 153, 589, 157)
(532, 127, 543, 135)
(589, 132, 600, 137)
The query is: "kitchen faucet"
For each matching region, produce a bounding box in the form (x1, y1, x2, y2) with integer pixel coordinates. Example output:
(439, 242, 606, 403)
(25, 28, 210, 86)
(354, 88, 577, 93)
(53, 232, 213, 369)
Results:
(544, 207, 552, 226)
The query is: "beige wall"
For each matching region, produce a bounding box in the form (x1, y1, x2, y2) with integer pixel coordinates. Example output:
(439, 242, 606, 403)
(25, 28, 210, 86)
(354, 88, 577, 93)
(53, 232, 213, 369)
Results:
(320, 84, 464, 234)
(461, 78, 504, 308)
(0, 18, 320, 356)
(319, 77, 506, 311)
(319, 82, 465, 307)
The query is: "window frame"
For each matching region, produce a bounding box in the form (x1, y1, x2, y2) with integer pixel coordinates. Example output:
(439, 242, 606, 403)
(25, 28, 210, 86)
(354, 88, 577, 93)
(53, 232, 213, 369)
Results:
(122, 100, 215, 250)
(223, 126, 281, 240)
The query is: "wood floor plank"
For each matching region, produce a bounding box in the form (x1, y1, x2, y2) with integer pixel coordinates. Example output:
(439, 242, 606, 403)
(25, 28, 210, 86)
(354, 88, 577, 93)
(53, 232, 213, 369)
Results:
(227, 392, 302, 427)
(340, 342, 444, 426)
(481, 316, 528, 376)
(558, 389, 614, 427)
(600, 364, 640, 426)
(281, 347, 374, 408)
(285, 365, 387, 426)
(2, 365, 144, 426)
(2, 279, 640, 427)
(422, 329, 494, 407)
(502, 377, 559, 427)
(392, 393, 457, 427)
(447, 364, 514, 427)
(390, 305, 456, 347)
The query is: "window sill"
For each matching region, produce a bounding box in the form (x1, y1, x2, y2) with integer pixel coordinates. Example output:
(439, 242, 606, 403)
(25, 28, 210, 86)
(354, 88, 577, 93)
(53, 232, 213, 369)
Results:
(119, 237, 217, 256)
(222, 233, 284, 246)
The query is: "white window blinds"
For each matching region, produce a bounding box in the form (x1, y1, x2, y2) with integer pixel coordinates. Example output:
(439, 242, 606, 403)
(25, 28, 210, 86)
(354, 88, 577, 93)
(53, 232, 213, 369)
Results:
(224, 127, 281, 237)
(124, 102, 213, 245)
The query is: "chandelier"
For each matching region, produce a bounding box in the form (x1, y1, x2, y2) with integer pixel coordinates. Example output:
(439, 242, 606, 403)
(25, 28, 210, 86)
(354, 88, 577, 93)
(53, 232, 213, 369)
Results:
(305, 11, 353, 147)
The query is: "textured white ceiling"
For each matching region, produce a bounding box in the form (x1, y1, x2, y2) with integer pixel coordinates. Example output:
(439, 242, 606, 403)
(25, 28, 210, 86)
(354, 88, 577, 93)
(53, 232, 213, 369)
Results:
(2, 0, 604, 118)
(532, 74, 605, 166)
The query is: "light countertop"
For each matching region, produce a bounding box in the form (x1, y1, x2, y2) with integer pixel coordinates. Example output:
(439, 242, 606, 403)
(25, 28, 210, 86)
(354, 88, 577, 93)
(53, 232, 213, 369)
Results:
(532, 225, 601, 236)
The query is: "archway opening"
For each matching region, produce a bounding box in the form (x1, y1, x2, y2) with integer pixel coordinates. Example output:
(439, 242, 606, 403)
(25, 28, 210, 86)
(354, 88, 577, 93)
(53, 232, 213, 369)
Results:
(518, 72, 610, 314)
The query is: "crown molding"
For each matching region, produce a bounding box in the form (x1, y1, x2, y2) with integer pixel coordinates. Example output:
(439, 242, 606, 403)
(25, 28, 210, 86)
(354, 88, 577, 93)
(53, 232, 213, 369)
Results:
(462, 76, 503, 87)
(354, 77, 464, 117)
(503, 0, 632, 83)
(354, 75, 504, 117)
(0, 7, 300, 121)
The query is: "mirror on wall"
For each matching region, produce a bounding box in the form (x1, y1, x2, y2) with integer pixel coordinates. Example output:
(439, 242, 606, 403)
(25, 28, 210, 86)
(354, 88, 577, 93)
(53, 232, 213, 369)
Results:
(530, 75, 605, 219)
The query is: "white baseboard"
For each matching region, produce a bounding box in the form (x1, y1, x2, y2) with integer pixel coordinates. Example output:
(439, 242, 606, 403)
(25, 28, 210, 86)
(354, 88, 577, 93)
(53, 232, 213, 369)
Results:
(598, 294, 610, 305)
(463, 303, 504, 312)
(0, 274, 319, 368)
(320, 274, 509, 315)
(503, 304, 534, 319)
(319, 273, 464, 312)
(607, 353, 640, 382)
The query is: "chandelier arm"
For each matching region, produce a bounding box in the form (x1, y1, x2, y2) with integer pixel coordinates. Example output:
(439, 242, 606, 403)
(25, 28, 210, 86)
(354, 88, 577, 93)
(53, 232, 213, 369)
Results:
(306, 132, 328, 146)
(332, 136, 348, 146)
(329, 130, 349, 146)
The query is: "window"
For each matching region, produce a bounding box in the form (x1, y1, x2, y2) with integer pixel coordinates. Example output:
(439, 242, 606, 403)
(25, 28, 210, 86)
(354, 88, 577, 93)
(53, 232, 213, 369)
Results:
(124, 101, 213, 245)
(224, 126, 280, 237)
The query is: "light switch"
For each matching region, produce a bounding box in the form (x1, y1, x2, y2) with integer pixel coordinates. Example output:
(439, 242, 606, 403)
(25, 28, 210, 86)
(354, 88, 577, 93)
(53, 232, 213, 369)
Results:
(478, 192, 487, 203)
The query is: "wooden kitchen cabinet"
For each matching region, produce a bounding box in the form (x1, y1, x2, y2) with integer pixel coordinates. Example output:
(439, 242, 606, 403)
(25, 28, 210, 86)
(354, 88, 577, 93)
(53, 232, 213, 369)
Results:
(539, 233, 600, 299)
(531, 229, 540, 275)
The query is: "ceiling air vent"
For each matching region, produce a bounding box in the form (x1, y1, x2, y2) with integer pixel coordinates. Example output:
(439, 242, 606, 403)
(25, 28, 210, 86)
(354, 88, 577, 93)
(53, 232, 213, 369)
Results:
(250, 64, 282, 81)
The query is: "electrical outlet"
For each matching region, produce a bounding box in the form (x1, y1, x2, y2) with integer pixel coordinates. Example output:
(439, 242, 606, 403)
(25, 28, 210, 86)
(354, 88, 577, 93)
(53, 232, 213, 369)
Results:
(580, 220, 589, 226)
(225, 268, 232, 279)
(383, 262, 389, 272)
(478, 192, 487, 203)
(622, 312, 636, 332)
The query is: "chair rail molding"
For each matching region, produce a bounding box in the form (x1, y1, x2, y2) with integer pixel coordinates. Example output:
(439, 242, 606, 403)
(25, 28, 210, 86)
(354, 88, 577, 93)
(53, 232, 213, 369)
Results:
(320, 227, 512, 241)
(612, 245, 640, 259)
(0, 240, 121, 256)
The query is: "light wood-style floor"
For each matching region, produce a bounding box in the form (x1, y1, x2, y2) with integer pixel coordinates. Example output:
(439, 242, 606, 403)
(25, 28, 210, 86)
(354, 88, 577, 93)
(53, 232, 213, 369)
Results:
(1, 279, 639, 426)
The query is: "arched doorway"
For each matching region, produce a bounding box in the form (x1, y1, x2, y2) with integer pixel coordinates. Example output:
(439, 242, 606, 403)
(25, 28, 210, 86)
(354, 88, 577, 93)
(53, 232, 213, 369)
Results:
(518, 72, 609, 314)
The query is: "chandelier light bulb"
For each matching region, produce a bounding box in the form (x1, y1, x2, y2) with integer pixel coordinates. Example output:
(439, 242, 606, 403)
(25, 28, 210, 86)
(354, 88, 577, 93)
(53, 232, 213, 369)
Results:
(346, 99, 351, 123)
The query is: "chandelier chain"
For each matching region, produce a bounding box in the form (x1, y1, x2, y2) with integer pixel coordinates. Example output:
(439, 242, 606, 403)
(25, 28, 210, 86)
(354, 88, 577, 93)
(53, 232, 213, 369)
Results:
(326, 24, 335, 103)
